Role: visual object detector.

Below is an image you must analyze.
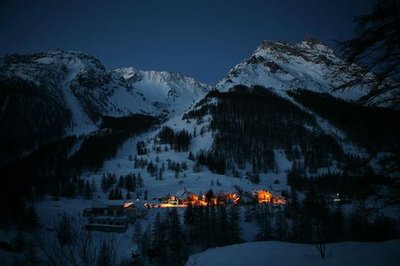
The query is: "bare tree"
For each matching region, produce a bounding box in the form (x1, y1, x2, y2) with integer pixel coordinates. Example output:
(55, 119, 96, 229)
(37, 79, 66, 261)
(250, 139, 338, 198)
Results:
(77, 230, 98, 266)
(335, 0, 400, 108)
(36, 214, 117, 266)
(97, 237, 118, 266)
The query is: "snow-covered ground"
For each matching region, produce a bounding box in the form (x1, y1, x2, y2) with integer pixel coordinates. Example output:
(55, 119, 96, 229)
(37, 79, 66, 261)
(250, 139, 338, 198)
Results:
(186, 240, 400, 266)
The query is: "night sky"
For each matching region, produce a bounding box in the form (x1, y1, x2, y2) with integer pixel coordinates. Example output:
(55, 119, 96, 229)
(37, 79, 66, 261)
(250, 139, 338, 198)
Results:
(0, 0, 374, 84)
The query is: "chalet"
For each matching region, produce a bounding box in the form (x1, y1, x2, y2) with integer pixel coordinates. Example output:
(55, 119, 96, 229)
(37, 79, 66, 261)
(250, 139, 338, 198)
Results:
(251, 189, 286, 205)
(83, 199, 144, 232)
(176, 190, 192, 202)
(163, 190, 198, 205)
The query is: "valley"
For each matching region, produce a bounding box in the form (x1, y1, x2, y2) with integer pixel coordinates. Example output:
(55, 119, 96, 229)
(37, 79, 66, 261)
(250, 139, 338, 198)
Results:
(0, 39, 399, 265)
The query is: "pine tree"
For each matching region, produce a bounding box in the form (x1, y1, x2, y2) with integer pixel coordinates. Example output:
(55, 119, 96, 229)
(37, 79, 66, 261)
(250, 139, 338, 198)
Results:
(168, 209, 186, 265)
(132, 173, 137, 191)
(118, 176, 124, 188)
(116, 188, 123, 199)
(91, 178, 96, 193)
(286, 187, 299, 219)
(256, 205, 273, 241)
(208, 205, 218, 246)
(205, 189, 214, 206)
(126, 191, 131, 200)
(336, 0, 400, 107)
(348, 206, 368, 241)
(228, 206, 241, 244)
(244, 206, 253, 223)
(184, 204, 196, 243)
(158, 169, 163, 180)
(137, 172, 143, 187)
(275, 207, 289, 241)
(329, 206, 345, 242)
(139, 226, 152, 264)
(84, 180, 92, 199)
(151, 213, 167, 264)
(217, 206, 229, 245)
(188, 151, 195, 161)
(125, 175, 133, 192)
(108, 188, 114, 200)
(101, 174, 107, 192)
(133, 221, 142, 244)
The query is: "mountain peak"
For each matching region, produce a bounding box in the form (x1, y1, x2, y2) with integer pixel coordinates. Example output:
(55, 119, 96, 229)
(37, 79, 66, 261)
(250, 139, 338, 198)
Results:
(302, 37, 323, 46)
(257, 39, 334, 58)
(216, 39, 367, 102)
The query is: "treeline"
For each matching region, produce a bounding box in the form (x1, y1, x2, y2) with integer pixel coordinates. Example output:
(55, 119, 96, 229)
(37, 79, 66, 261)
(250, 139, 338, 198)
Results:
(184, 85, 344, 175)
(0, 77, 71, 165)
(51, 175, 97, 200)
(195, 149, 226, 174)
(157, 126, 192, 152)
(101, 114, 158, 131)
(243, 188, 399, 245)
(69, 115, 157, 172)
(0, 114, 158, 228)
(287, 171, 391, 200)
(288, 89, 400, 156)
(100, 172, 144, 200)
(282, 188, 399, 244)
(135, 206, 241, 266)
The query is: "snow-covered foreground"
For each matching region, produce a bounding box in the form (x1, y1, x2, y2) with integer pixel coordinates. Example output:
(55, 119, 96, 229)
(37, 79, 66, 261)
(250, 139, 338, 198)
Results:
(186, 240, 400, 266)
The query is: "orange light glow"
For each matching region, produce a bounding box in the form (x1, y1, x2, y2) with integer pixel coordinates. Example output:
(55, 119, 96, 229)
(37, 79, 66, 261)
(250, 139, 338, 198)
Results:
(124, 202, 134, 208)
(258, 190, 273, 204)
(144, 189, 284, 209)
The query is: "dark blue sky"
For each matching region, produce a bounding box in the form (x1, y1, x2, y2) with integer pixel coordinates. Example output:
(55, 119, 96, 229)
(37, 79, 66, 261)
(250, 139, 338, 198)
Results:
(0, 0, 374, 84)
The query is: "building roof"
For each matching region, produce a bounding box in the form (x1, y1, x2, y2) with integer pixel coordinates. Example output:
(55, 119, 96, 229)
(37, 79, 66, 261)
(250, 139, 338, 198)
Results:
(176, 189, 191, 200)
(92, 200, 107, 209)
(107, 199, 126, 207)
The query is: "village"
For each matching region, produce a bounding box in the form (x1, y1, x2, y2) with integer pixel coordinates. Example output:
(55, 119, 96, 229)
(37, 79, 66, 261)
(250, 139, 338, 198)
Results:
(82, 189, 287, 233)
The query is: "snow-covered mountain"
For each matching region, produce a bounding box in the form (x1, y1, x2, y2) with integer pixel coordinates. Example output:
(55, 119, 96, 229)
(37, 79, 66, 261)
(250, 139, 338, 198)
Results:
(1, 41, 399, 266)
(216, 38, 370, 102)
(0, 49, 209, 129)
(182, 39, 399, 177)
(0, 50, 210, 162)
(1, 41, 398, 169)
(108, 67, 209, 117)
(0, 50, 108, 135)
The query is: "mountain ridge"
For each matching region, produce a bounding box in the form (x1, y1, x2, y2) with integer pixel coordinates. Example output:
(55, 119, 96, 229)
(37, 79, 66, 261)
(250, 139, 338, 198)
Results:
(215, 38, 391, 107)
(0, 49, 210, 162)
(1, 40, 398, 169)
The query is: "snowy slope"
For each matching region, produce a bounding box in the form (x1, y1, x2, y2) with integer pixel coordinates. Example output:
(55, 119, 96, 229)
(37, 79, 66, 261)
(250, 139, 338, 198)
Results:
(186, 240, 400, 266)
(57, 54, 99, 135)
(214, 39, 375, 161)
(106, 67, 210, 117)
(216, 39, 369, 102)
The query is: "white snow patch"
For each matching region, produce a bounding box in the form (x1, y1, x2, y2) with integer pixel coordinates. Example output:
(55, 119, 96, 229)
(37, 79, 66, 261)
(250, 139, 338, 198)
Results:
(186, 240, 400, 266)
(62, 64, 97, 136)
(35, 57, 55, 64)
